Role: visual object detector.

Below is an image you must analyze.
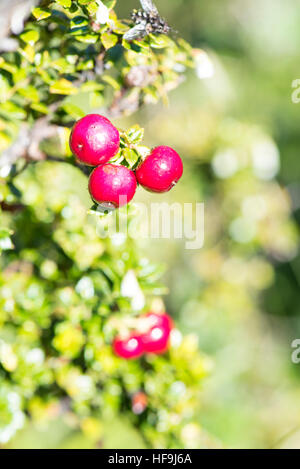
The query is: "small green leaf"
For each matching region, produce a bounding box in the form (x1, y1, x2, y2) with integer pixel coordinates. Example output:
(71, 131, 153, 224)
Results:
(70, 16, 89, 30)
(122, 39, 151, 56)
(75, 34, 99, 44)
(0, 75, 10, 102)
(0, 132, 11, 153)
(148, 34, 172, 49)
(0, 228, 12, 239)
(101, 32, 118, 50)
(61, 103, 85, 119)
(101, 75, 120, 90)
(0, 229, 13, 251)
(32, 7, 51, 20)
(87, 1, 99, 15)
(77, 59, 94, 71)
(19, 44, 35, 62)
(56, 0, 72, 8)
(50, 79, 78, 95)
(18, 86, 39, 103)
(0, 61, 17, 74)
(177, 37, 193, 53)
(52, 58, 75, 73)
(30, 103, 49, 114)
(80, 81, 104, 92)
(123, 148, 139, 167)
(113, 21, 129, 34)
(126, 125, 144, 144)
(0, 102, 26, 119)
(20, 30, 40, 45)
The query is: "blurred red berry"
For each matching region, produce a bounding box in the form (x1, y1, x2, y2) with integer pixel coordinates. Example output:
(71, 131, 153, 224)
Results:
(113, 334, 144, 359)
(69, 114, 120, 166)
(135, 146, 183, 193)
(144, 312, 174, 332)
(132, 392, 148, 414)
(89, 164, 137, 208)
(141, 312, 173, 355)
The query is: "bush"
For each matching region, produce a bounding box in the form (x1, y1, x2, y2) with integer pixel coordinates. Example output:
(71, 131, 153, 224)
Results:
(0, 0, 211, 448)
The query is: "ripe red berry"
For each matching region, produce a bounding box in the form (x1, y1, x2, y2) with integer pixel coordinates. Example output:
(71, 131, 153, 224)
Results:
(113, 334, 144, 359)
(69, 114, 120, 166)
(88, 164, 137, 208)
(141, 312, 173, 355)
(135, 146, 183, 193)
(144, 312, 174, 332)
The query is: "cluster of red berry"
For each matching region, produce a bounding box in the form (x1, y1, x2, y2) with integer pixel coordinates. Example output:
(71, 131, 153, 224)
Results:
(113, 312, 174, 359)
(69, 114, 183, 209)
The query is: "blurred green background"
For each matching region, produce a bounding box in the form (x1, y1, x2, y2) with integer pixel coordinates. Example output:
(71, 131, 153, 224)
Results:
(117, 0, 300, 449)
(3, 0, 300, 449)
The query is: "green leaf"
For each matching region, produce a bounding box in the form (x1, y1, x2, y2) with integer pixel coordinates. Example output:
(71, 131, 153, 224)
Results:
(177, 37, 193, 53)
(0, 102, 27, 120)
(30, 103, 49, 114)
(101, 32, 118, 50)
(77, 59, 94, 71)
(56, 0, 72, 8)
(80, 81, 104, 92)
(113, 21, 129, 34)
(0, 61, 18, 74)
(0, 75, 10, 102)
(0, 228, 12, 239)
(126, 125, 144, 144)
(70, 16, 89, 30)
(18, 86, 39, 103)
(123, 148, 139, 167)
(75, 34, 99, 44)
(32, 7, 51, 20)
(148, 34, 172, 49)
(122, 39, 151, 56)
(61, 103, 85, 119)
(52, 58, 75, 74)
(50, 79, 78, 95)
(87, 1, 99, 15)
(19, 44, 35, 63)
(0, 229, 13, 252)
(101, 75, 121, 90)
(20, 30, 40, 45)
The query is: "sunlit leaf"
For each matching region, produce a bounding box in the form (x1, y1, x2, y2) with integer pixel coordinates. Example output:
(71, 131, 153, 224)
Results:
(20, 30, 40, 45)
(56, 0, 72, 8)
(101, 32, 118, 49)
(50, 79, 78, 95)
(75, 34, 99, 44)
(123, 148, 139, 167)
(32, 7, 51, 21)
(126, 125, 144, 144)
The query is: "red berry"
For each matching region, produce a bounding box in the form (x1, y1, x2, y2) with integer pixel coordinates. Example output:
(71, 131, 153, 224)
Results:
(70, 114, 120, 166)
(88, 164, 137, 208)
(132, 392, 148, 414)
(141, 312, 173, 355)
(113, 334, 144, 359)
(135, 146, 183, 193)
(144, 312, 173, 332)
